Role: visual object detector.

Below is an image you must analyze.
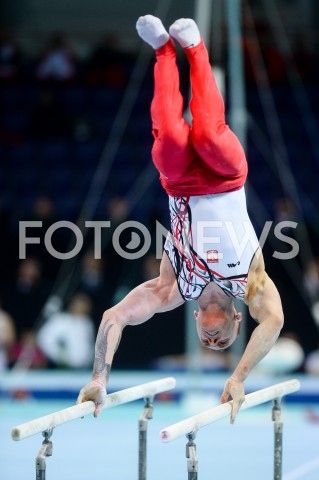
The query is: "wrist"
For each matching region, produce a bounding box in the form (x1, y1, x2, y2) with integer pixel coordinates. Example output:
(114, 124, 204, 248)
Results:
(231, 363, 250, 383)
(230, 373, 246, 383)
(92, 376, 107, 388)
(92, 363, 111, 386)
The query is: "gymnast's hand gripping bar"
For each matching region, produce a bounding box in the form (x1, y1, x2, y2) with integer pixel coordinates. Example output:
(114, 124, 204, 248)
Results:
(160, 379, 300, 442)
(11, 377, 176, 441)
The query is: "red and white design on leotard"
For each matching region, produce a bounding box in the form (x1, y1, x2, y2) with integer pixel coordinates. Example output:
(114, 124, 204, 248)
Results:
(164, 197, 248, 301)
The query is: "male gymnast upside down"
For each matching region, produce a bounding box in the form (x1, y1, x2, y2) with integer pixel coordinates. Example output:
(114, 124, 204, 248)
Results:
(77, 15, 284, 423)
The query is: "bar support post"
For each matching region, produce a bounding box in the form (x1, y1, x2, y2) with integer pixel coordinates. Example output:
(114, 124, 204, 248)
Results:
(272, 398, 283, 480)
(35, 428, 53, 480)
(138, 396, 153, 480)
(186, 431, 198, 480)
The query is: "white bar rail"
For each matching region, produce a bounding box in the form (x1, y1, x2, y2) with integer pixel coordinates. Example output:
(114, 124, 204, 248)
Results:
(161, 379, 300, 442)
(12, 377, 176, 441)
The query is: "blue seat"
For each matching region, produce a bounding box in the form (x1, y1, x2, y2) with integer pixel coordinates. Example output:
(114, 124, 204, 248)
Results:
(73, 140, 104, 167)
(53, 196, 79, 219)
(127, 115, 151, 136)
(86, 87, 122, 112)
(56, 86, 87, 114)
(7, 141, 39, 167)
(10, 166, 39, 196)
(1, 111, 29, 133)
(39, 140, 72, 166)
(0, 86, 38, 111)
(86, 111, 114, 137)
(46, 165, 72, 190)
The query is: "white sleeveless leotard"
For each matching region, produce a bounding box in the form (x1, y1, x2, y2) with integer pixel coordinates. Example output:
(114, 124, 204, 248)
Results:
(164, 187, 260, 301)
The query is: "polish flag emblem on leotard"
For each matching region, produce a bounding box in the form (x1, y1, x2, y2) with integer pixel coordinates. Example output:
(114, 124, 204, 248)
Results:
(207, 250, 219, 263)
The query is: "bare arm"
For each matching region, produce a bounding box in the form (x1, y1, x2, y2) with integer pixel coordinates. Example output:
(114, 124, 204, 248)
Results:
(221, 259, 284, 422)
(76, 311, 126, 417)
(77, 253, 184, 416)
(91, 316, 122, 390)
(232, 275, 284, 382)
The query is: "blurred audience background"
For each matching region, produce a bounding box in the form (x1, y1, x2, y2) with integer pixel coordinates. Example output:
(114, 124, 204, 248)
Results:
(0, 0, 319, 375)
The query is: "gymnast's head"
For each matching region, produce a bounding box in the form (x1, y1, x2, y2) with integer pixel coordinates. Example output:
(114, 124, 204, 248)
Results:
(194, 303, 242, 351)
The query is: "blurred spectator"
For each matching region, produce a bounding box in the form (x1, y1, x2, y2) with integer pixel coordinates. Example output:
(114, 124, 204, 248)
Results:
(107, 196, 129, 223)
(30, 196, 57, 228)
(274, 197, 297, 223)
(304, 258, 319, 303)
(254, 332, 304, 375)
(112, 253, 186, 369)
(0, 302, 16, 370)
(272, 197, 306, 262)
(75, 198, 131, 324)
(19, 196, 63, 279)
(78, 252, 105, 292)
(152, 346, 230, 373)
(1, 258, 50, 339)
(112, 251, 186, 369)
(77, 251, 109, 328)
(37, 293, 95, 368)
(35, 32, 78, 82)
(10, 329, 48, 369)
(95, 196, 131, 299)
(304, 345, 319, 376)
(112, 253, 160, 304)
(0, 28, 22, 82)
(303, 258, 319, 327)
(72, 115, 95, 142)
(28, 89, 73, 138)
(142, 254, 161, 281)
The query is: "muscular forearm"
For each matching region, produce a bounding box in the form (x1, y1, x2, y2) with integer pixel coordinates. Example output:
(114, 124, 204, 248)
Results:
(92, 316, 123, 387)
(231, 317, 283, 382)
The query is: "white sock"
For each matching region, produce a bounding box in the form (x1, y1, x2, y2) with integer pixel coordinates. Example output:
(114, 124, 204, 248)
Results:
(136, 15, 169, 49)
(169, 18, 201, 48)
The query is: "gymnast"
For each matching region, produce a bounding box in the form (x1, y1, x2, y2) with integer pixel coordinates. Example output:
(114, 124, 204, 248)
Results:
(77, 16, 284, 423)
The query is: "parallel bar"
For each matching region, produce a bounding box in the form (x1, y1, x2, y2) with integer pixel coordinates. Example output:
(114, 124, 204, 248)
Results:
(12, 377, 176, 441)
(160, 379, 300, 442)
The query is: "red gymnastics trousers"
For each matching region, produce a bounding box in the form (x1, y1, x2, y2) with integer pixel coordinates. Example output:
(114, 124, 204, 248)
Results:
(150, 38, 248, 197)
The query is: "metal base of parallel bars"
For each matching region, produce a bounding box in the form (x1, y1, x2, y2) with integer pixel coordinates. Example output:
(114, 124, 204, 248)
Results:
(138, 396, 153, 480)
(186, 432, 198, 480)
(35, 429, 53, 480)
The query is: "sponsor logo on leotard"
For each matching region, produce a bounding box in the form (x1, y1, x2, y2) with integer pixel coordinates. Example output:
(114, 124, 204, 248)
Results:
(227, 261, 241, 268)
(207, 250, 219, 263)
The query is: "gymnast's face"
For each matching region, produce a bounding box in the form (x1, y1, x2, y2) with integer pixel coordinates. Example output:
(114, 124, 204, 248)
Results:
(194, 306, 242, 351)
